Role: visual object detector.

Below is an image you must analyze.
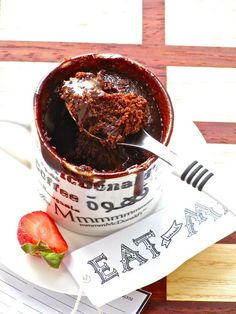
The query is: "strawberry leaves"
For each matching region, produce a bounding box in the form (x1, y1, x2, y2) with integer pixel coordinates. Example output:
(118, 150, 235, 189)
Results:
(17, 211, 68, 269)
(21, 241, 65, 269)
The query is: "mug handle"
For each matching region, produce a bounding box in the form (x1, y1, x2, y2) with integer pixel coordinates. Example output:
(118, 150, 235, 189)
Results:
(0, 119, 32, 169)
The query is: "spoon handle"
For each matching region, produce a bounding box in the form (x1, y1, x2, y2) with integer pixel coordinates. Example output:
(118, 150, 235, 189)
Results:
(172, 159, 236, 215)
(121, 129, 235, 214)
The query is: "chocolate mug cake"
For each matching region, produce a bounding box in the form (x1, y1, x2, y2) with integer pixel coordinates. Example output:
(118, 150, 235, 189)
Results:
(34, 54, 174, 235)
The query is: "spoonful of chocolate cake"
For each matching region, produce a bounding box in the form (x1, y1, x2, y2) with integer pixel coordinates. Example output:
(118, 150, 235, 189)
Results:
(61, 70, 148, 145)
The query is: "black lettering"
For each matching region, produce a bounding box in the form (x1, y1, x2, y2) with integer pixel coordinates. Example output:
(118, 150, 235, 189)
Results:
(120, 244, 148, 273)
(87, 253, 119, 284)
(87, 200, 99, 211)
(54, 203, 75, 222)
(70, 194, 79, 202)
(60, 189, 68, 198)
(121, 181, 132, 189)
(133, 230, 160, 259)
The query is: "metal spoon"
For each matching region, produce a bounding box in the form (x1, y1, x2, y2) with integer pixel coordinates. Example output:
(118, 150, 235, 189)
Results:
(63, 85, 235, 214)
(119, 129, 236, 215)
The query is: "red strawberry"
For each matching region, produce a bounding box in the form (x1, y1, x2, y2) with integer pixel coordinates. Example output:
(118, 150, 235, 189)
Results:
(17, 211, 68, 268)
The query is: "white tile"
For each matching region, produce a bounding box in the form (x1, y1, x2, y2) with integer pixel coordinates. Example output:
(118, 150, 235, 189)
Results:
(0, 0, 142, 44)
(166, 0, 236, 47)
(0, 62, 56, 122)
(167, 66, 236, 122)
(207, 144, 236, 189)
(209, 143, 236, 169)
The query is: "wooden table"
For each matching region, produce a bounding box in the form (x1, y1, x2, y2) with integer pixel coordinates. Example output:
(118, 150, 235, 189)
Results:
(0, 0, 235, 313)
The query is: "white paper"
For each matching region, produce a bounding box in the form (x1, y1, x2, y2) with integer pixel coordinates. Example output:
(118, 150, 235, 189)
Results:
(0, 263, 151, 314)
(64, 173, 236, 307)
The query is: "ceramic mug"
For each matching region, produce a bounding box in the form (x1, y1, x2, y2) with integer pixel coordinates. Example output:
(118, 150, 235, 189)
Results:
(32, 53, 174, 236)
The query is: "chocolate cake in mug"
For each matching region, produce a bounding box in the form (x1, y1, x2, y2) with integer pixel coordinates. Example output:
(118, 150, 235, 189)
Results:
(34, 53, 174, 236)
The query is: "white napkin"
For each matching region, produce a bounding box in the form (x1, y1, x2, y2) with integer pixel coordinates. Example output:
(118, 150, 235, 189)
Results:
(64, 172, 236, 307)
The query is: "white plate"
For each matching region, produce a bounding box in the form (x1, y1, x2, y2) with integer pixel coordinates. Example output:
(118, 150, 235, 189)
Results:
(0, 107, 207, 295)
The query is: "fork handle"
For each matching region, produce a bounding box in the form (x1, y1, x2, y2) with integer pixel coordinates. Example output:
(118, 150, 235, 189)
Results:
(172, 159, 236, 215)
